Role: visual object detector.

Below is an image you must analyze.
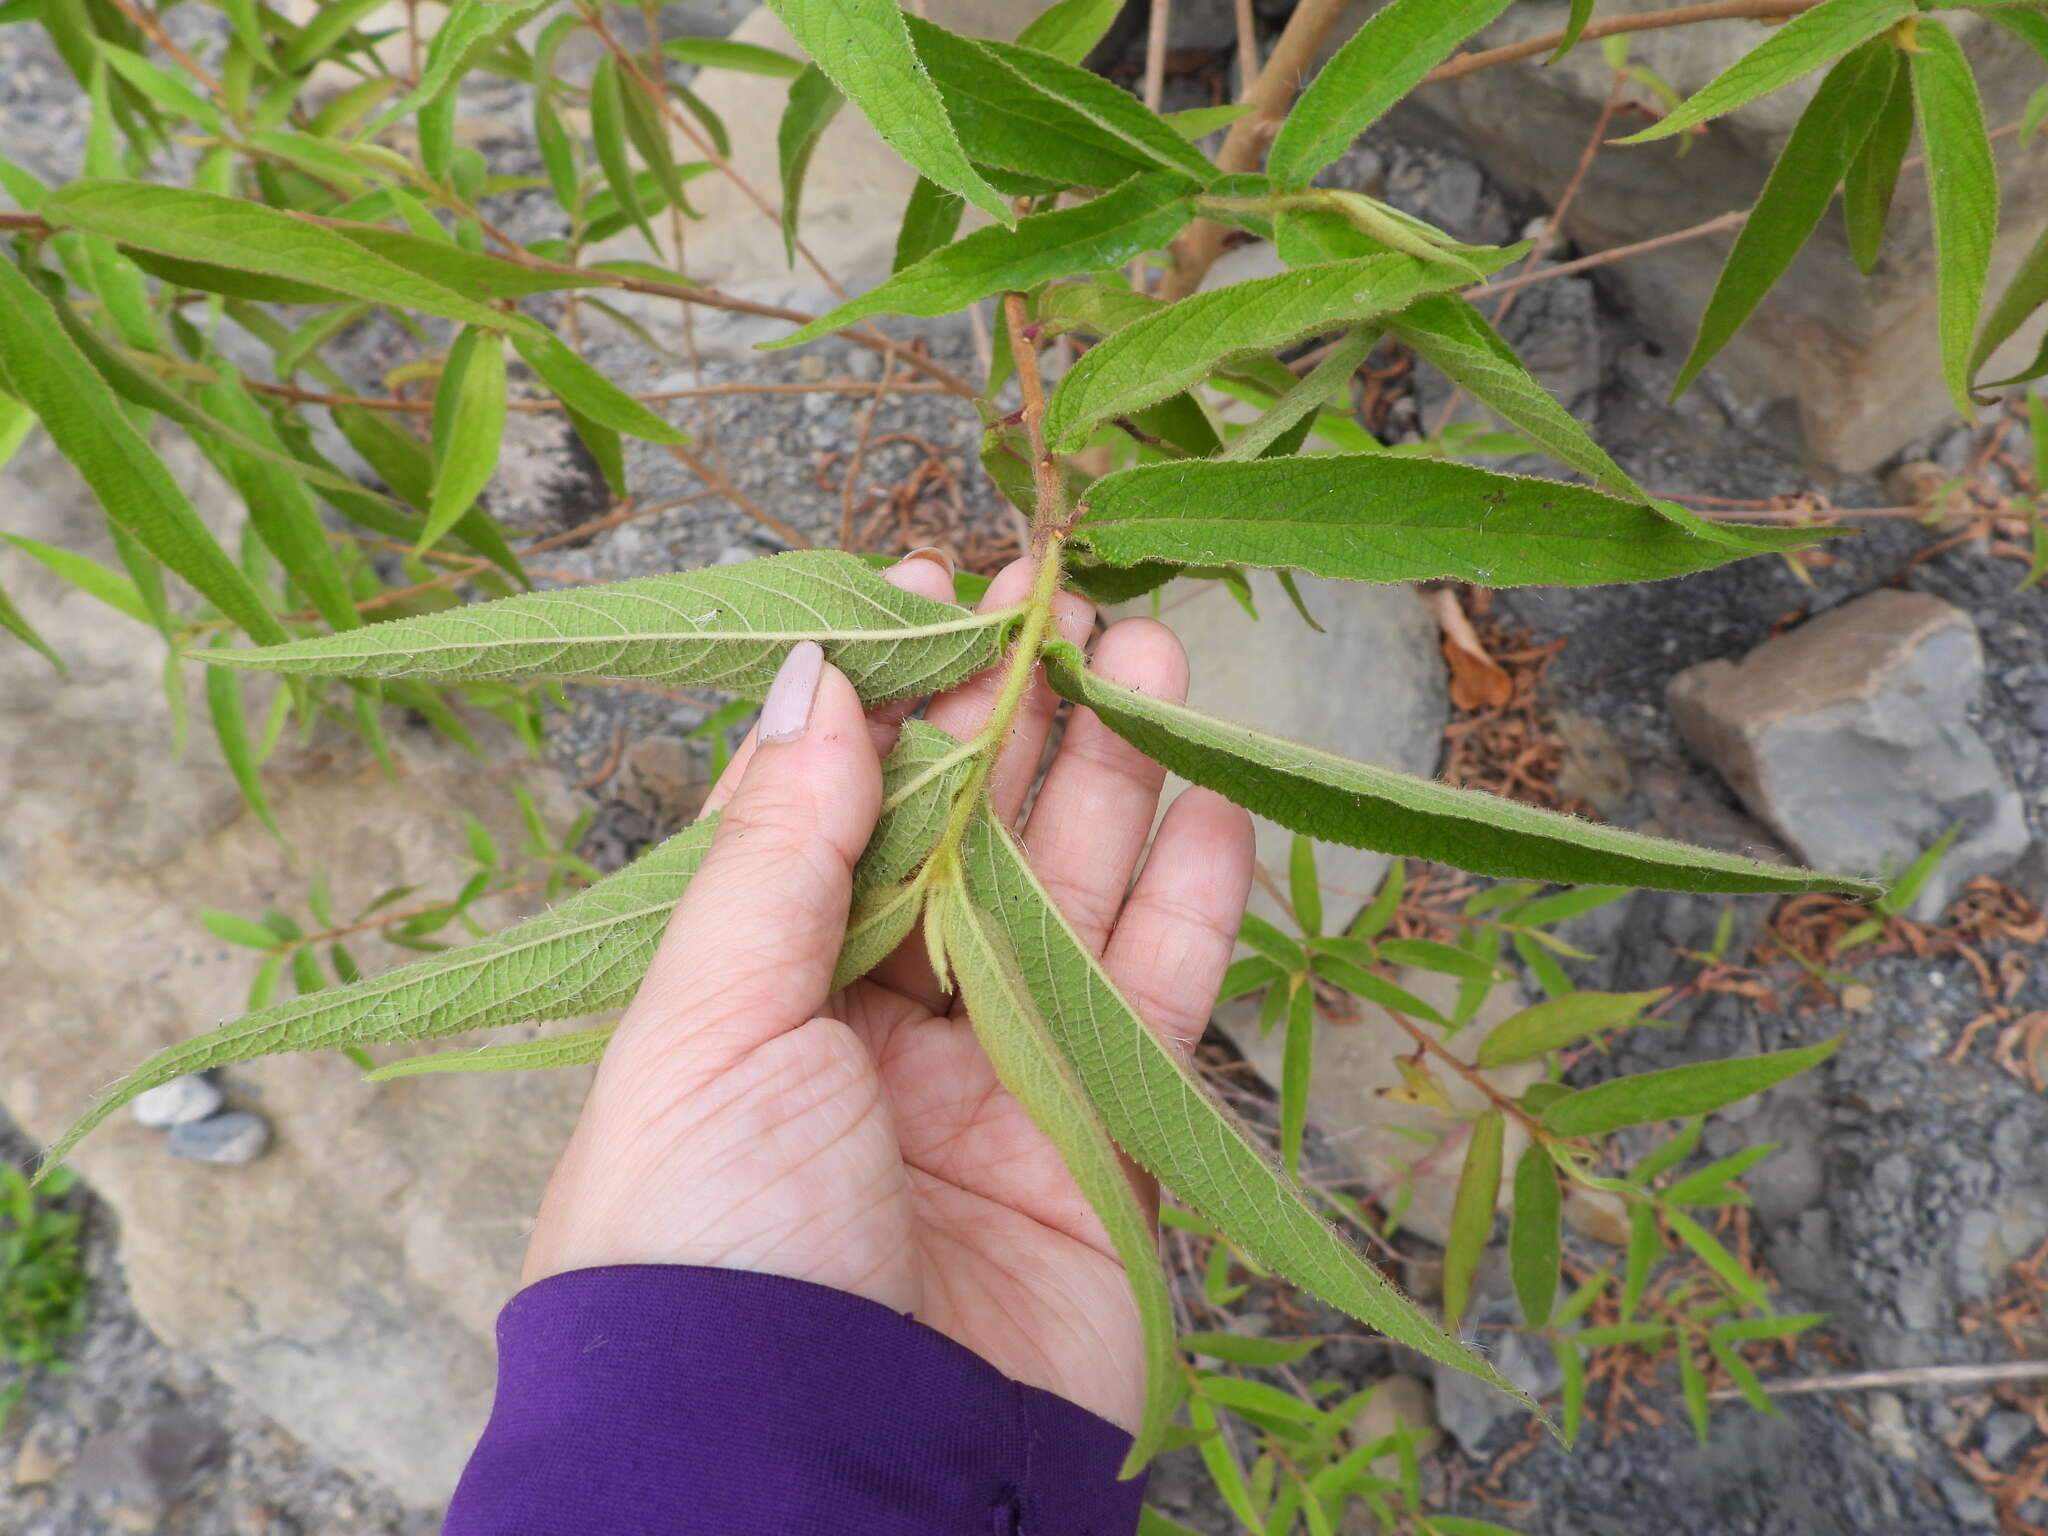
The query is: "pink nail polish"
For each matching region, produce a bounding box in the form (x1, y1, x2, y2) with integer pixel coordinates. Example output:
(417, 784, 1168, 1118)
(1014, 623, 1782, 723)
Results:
(758, 640, 824, 745)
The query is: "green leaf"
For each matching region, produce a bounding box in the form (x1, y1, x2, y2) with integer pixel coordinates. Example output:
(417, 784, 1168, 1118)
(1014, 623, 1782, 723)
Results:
(0, 256, 286, 647)
(1662, 1143, 1777, 1206)
(1240, 912, 1307, 972)
(281, 0, 392, 74)
(1678, 1338, 1712, 1443)
(892, 176, 966, 275)
(511, 330, 688, 446)
(1309, 955, 1455, 1030)
(1708, 1332, 1778, 1418)
(777, 65, 843, 265)
(589, 54, 658, 251)
(1073, 455, 1838, 588)
(765, 0, 1010, 226)
(956, 809, 1537, 1409)
(614, 56, 691, 215)
(1542, 1035, 1842, 1138)
(662, 36, 806, 79)
(1843, 49, 1913, 274)
(1510, 1144, 1562, 1327)
(364, 0, 554, 134)
(199, 550, 1012, 704)
(1, 534, 151, 625)
(1289, 836, 1324, 937)
(1388, 294, 1637, 495)
(1281, 978, 1315, 1179)
(1613, 0, 1917, 144)
(97, 41, 220, 130)
(40, 723, 967, 1174)
(770, 173, 1197, 347)
(421, 326, 507, 552)
(1181, 1331, 1320, 1367)
(1672, 40, 1897, 399)
(1045, 251, 1516, 449)
(1375, 938, 1498, 984)
(0, 576, 59, 670)
(1550, 0, 1598, 63)
(1016, 0, 1124, 62)
(1476, 988, 1672, 1068)
(201, 908, 285, 950)
(1041, 642, 1880, 897)
(363, 1025, 616, 1080)
(328, 224, 592, 303)
(936, 882, 1179, 1473)
(197, 373, 361, 632)
(204, 645, 283, 840)
(1668, 1207, 1768, 1306)
(1971, 219, 2048, 389)
(1268, 0, 1517, 187)
(1219, 325, 1378, 464)
(1443, 1109, 1505, 1329)
(40, 181, 539, 336)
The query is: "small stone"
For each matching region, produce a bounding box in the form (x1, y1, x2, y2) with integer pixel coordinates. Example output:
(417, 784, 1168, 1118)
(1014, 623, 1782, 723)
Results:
(1979, 1408, 2036, 1467)
(165, 1112, 271, 1165)
(1668, 590, 2029, 919)
(1553, 711, 1633, 817)
(1563, 1188, 1630, 1247)
(13, 1434, 61, 1487)
(794, 352, 828, 382)
(1885, 459, 1954, 510)
(1839, 983, 1876, 1011)
(1347, 1375, 1441, 1461)
(129, 1074, 223, 1129)
(73, 1406, 224, 1516)
(1866, 1391, 1916, 1461)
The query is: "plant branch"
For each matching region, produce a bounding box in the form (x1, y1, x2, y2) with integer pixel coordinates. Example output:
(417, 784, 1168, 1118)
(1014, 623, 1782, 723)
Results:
(104, 0, 225, 103)
(1422, 0, 1822, 88)
(1709, 1359, 2048, 1401)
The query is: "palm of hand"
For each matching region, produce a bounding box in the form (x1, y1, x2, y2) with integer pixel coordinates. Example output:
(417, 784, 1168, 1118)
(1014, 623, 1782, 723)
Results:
(522, 559, 1253, 1433)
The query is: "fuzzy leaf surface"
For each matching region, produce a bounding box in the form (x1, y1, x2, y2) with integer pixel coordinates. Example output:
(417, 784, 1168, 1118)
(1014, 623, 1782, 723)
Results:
(777, 65, 844, 263)
(957, 811, 1536, 1402)
(1477, 989, 1672, 1068)
(1044, 251, 1518, 449)
(1510, 1145, 1562, 1327)
(1072, 456, 1833, 587)
(1843, 50, 1913, 275)
(937, 884, 1179, 1473)
(200, 550, 1011, 702)
(512, 331, 690, 445)
(1911, 18, 1998, 419)
(40, 724, 968, 1172)
(40, 181, 538, 335)
(1268, 0, 1516, 187)
(1614, 0, 1917, 143)
(1971, 222, 2048, 388)
(766, 0, 1009, 224)
(1542, 1036, 1843, 1138)
(363, 1026, 616, 1080)
(771, 174, 1197, 347)
(1042, 642, 1879, 897)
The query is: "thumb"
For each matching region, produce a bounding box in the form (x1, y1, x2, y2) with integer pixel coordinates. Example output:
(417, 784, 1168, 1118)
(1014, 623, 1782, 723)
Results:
(612, 641, 882, 1068)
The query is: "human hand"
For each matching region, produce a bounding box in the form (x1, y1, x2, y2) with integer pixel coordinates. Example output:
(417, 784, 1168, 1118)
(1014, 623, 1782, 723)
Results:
(522, 554, 1255, 1433)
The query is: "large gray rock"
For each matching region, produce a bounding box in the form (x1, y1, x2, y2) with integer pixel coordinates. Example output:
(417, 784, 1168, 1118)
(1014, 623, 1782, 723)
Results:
(1383, 0, 2048, 470)
(1116, 571, 1449, 931)
(0, 434, 593, 1509)
(1668, 588, 2028, 917)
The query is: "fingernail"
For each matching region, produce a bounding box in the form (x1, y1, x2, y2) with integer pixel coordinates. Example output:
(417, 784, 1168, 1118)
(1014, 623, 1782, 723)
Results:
(758, 640, 824, 745)
(899, 545, 955, 576)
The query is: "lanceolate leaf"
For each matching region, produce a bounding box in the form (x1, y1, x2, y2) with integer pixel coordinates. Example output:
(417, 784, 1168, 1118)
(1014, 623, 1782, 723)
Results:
(199, 550, 1013, 703)
(1551, 0, 1597, 63)
(936, 885, 1179, 1474)
(777, 66, 844, 264)
(771, 174, 1198, 347)
(1971, 221, 2048, 388)
(422, 326, 508, 552)
(40, 724, 970, 1174)
(1390, 295, 1640, 495)
(1910, 18, 1999, 420)
(1044, 250, 1519, 449)
(1041, 642, 1880, 897)
(1672, 40, 1895, 399)
(590, 55, 658, 251)
(958, 810, 1539, 1406)
(1510, 1144, 1562, 1327)
(1444, 1108, 1505, 1329)
(0, 256, 286, 647)
(1614, 0, 1917, 144)
(765, 0, 1010, 226)
(40, 181, 538, 336)
(511, 331, 690, 445)
(1072, 456, 1834, 587)
(366, 0, 555, 135)
(662, 37, 806, 79)
(1542, 1036, 1842, 1138)
(1016, 0, 1125, 63)
(1267, 0, 1516, 188)
(1843, 51, 1913, 275)
(0, 576, 59, 670)
(1476, 989, 1672, 1068)
(363, 1025, 617, 1080)
(976, 36, 1218, 187)
(892, 176, 966, 274)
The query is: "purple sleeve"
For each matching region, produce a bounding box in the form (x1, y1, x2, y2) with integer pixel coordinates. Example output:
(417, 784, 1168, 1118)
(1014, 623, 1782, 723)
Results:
(443, 1265, 1148, 1536)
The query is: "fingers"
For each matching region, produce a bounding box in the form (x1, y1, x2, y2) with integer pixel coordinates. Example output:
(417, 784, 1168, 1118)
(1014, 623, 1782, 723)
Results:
(1100, 788, 1255, 1060)
(612, 645, 883, 1070)
(698, 549, 960, 818)
(922, 558, 1096, 824)
(1019, 617, 1188, 957)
